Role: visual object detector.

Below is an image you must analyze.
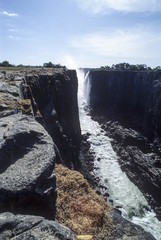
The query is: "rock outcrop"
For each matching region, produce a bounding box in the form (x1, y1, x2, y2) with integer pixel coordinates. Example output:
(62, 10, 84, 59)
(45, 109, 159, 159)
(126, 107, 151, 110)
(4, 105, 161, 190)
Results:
(0, 81, 19, 117)
(87, 70, 161, 220)
(22, 70, 81, 169)
(110, 212, 156, 240)
(0, 212, 75, 240)
(0, 114, 56, 219)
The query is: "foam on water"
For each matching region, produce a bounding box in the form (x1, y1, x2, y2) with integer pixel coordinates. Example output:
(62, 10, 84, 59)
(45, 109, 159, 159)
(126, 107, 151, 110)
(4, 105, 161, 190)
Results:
(77, 69, 161, 240)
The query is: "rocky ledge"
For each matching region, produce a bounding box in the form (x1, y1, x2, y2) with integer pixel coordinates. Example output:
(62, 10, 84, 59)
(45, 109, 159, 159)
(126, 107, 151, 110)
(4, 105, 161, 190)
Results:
(0, 212, 75, 240)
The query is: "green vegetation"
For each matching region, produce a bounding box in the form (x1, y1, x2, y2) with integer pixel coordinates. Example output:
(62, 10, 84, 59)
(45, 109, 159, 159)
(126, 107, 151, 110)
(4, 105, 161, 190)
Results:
(1, 60, 161, 72)
(100, 62, 161, 71)
(0, 61, 66, 69)
(43, 62, 66, 69)
(0, 61, 14, 67)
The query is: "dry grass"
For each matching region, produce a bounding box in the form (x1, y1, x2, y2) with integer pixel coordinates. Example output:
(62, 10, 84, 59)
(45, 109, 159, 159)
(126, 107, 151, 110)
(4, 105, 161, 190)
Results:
(55, 164, 114, 239)
(0, 93, 17, 115)
(17, 98, 32, 115)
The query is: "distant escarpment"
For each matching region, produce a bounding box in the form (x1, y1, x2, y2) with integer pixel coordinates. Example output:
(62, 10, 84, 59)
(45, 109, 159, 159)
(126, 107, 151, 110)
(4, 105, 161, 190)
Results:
(88, 70, 161, 220)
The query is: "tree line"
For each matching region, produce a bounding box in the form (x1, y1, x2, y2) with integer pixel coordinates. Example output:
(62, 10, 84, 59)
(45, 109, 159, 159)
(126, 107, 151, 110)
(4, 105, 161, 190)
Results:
(0, 61, 66, 69)
(100, 63, 161, 71)
(1, 61, 161, 72)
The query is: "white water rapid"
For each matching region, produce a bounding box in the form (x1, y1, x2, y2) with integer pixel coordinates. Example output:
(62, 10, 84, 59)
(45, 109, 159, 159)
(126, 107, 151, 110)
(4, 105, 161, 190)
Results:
(77, 69, 161, 240)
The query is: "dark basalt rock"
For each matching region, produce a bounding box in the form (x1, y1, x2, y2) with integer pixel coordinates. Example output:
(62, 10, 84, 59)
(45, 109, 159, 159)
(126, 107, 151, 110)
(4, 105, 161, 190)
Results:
(0, 114, 57, 219)
(110, 212, 156, 240)
(21, 70, 81, 169)
(79, 134, 98, 188)
(87, 70, 161, 219)
(88, 70, 161, 142)
(109, 121, 161, 220)
(0, 212, 76, 240)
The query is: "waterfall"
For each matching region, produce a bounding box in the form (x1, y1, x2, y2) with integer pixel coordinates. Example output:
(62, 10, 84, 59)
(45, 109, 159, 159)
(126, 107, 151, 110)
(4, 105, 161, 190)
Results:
(77, 69, 161, 240)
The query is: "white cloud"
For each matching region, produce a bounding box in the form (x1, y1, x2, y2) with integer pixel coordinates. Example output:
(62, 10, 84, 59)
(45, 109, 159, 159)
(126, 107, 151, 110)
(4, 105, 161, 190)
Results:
(9, 28, 18, 32)
(71, 29, 161, 63)
(74, 0, 161, 13)
(1, 11, 18, 17)
(9, 35, 21, 40)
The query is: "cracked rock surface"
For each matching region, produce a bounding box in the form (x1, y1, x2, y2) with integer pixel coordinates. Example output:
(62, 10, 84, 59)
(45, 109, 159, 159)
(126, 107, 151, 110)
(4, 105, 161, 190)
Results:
(0, 212, 75, 240)
(0, 114, 57, 219)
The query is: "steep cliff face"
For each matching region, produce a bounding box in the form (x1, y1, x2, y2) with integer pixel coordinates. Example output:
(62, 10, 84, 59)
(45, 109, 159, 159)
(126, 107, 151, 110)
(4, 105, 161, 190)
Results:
(88, 70, 161, 220)
(89, 70, 161, 142)
(22, 70, 81, 169)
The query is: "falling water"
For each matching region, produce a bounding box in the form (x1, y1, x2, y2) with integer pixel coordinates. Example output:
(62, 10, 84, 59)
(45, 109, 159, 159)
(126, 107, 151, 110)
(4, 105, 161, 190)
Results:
(77, 69, 161, 240)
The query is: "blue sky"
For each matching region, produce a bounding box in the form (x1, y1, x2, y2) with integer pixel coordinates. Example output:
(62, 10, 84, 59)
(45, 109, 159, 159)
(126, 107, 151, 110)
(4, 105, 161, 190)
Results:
(0, 0, 161, 68)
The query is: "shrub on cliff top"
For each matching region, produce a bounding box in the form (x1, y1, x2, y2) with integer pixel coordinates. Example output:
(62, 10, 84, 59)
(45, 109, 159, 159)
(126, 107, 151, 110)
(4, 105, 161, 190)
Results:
(55, 164, 114, 239)
(43, 62, 66, 69)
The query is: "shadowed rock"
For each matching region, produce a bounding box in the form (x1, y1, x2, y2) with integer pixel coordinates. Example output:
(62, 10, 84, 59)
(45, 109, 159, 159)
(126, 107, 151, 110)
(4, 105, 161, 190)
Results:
(88, 71, 161, 141)
(22, 70, 81, 169)
(110, 212, 156, 240)
(0, 212, 76, 240)
(0, 113, 57, 219)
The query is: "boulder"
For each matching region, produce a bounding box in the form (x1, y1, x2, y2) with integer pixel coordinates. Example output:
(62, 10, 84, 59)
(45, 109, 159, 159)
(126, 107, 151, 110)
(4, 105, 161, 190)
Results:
(0, 212, 76, 240)
(0, 113, 57, 219)
(110, 212, 156, 240)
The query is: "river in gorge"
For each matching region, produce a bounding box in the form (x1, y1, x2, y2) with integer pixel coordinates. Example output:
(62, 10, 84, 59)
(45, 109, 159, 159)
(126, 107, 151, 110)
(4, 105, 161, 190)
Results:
(77, 69, 161, 240)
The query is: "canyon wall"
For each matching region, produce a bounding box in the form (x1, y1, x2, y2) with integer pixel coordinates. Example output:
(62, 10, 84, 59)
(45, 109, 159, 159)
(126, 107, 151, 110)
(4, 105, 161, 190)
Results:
(22, 70, 81, 169)
(89, 70, 161, 142)
(0, 69, 156, 239)
(88, 70, 161, 220)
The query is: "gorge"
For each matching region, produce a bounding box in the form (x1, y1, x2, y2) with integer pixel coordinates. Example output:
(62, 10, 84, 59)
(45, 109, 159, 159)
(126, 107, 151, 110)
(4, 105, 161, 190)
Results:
(0, 67, 160, 239)
(86, 70, 161, 219)
(77, 69, 161, 239)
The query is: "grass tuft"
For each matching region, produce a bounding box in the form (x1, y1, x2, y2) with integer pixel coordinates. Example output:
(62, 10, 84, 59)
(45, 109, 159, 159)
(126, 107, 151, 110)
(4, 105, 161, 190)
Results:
(55, 164, 115, 239)
(17, 98, 32, 115)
